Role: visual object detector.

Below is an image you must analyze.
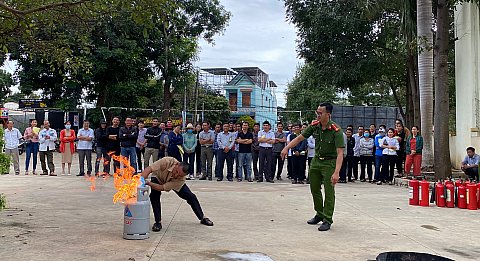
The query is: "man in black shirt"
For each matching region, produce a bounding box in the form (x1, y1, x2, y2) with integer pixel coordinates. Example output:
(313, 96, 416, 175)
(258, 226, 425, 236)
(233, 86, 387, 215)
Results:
(94, 120, 109, 175)
(106, 117, 121, 173)
(144, 118, 162, 168)
(272, 122, 287, 180)
(237, 122, 254, 182)
(119, 116, 138, 172)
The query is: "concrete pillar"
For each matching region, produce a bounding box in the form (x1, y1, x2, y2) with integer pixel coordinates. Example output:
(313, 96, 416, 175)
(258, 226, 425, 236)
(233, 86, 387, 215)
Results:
(453, 3, 480, 167)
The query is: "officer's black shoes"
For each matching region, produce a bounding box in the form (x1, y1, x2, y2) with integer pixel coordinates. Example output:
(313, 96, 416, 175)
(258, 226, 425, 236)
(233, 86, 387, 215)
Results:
(152, 222, 162, 232)
(200, 217, 214, 226)
(318, 221, 331, 231)
(307, 215, 323, 225)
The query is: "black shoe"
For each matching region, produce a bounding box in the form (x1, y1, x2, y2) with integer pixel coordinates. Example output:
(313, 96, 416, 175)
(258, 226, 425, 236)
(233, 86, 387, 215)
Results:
(152, 222, 162, 232)
(298, 180, 305, 184)
(307, 215, 322, 225)
(318, 221, 331, 231)
(40, 173, 48, 176)
(208, 177, 212, 181)
(338, 180, 347, 183)
(348, 179, 354, 182)
(292, 180, 297, 184)
(360, 179, 367, 182)
(76, 173, 84, 177)
(217, 178, 223, 182)
(266, 179, 274, 183)
(227, 178, 233, 182)
(200, 217, 214, 226)
(199, 176, 207, 180)
(248, 178, 253, 182)
(257, 179, 263, 183)
(237, 178, 242, 182)
(276, 176, 283, 181)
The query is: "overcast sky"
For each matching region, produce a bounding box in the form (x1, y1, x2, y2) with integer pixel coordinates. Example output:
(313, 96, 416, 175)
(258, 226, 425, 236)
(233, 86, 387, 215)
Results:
(195, 0, 301, 107)
(2, 0, 300, 107)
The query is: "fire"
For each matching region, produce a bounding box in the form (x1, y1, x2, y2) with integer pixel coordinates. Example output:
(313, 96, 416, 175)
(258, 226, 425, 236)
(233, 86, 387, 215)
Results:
(86, 154, 142, 205)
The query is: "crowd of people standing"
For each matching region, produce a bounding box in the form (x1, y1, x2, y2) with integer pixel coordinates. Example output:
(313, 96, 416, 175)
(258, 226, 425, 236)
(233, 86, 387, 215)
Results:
(3, 117, 425, 184)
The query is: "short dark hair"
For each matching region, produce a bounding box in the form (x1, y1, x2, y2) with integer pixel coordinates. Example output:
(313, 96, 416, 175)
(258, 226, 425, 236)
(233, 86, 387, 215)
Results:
(263, 121, 270, 126)
(379, 124, 386, 129)
(152, 117, 159, 121)
(370, 123, 376, 128)
(467, 147, 475, 152)
(215, 122, 222, 127)
(254, 122, 260, 127)
(294, 122, 302, 128)
(178, 161, 189, 174)
(277, 122, 283, 126)
(358, 125, 364, 129)
(319, 102, 333, 113)
(137, 120, 144, 124)
(346, 128, 353, 133)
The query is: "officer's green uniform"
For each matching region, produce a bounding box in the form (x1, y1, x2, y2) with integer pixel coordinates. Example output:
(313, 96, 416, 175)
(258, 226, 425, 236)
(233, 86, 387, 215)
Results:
(302, 120, 344, 224)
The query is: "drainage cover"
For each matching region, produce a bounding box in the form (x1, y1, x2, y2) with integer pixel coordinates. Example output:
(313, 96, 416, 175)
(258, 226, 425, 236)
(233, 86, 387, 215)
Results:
(219, 252, 274, 261)
(376, 252, 454, 261)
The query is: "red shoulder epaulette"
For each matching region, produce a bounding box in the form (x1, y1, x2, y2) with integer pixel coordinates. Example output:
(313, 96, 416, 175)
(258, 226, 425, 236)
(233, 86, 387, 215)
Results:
(311, 120, 320, 126)
(330, 123, 340, 132)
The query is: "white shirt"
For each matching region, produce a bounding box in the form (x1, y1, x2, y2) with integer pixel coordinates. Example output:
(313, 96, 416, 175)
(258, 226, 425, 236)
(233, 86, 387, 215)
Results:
(39, 128, 58, 151)
(258, 130, 275, 148)
(77, 128, 94, 150)
(286, 134, 293, 156)
(352, 133, 362, 157)
(4, 127, 22, 149)
(307, 136, 315, 158)
(382, 136, 399, 155)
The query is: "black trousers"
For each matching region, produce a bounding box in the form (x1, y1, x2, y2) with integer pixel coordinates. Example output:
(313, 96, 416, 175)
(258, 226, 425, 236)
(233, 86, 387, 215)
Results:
(381, 155, 397, 182)
(353, 156, 360, 179)
(258, 147, 273, 181)
(395, 151, 406, 174)
(345, 155, 356, 181)
(271, 152, 285, 179)
(252, 149, 259, 178)
(291, 154, 306, 181)
(287, 156, 292, 178)
(340, 156, 347, 181)
(360, 155, 374, 181)
(463, 168, 479, 181)
(149, 177, 204, 223)
(135, 147, 145, 171)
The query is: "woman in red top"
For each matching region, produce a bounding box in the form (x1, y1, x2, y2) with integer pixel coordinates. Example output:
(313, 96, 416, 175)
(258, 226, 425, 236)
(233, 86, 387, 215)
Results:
(405, 126, 423, 177)
(60, 121, 76, 175)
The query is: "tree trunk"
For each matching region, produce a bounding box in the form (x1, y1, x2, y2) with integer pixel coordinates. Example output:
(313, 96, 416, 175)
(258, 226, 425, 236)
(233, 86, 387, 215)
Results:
(162, 77, 172, 121)
(433, 0, 451, 179)
(407, 49, 421, 128)
(406, 75, 414, 128)
(417, 0, 434, 169)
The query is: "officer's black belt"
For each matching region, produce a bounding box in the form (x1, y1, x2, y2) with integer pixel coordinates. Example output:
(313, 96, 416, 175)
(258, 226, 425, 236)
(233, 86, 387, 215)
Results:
(317, 155, 337, 160)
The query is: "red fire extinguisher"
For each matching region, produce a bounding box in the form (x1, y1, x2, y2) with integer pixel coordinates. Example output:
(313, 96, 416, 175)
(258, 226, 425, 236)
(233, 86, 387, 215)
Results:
(445, 182, 454, 208)
(419, 180, 430, 207)
(409, 179, 419, 206)
(457, 183, 467, 209)
(477, 183, 480, 209)
(435, 182, 446, 207)
(466, 183, 478, 210)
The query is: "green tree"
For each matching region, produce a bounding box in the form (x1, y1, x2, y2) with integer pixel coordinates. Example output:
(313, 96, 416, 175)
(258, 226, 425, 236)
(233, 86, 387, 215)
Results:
(0, 69, 14, 105)
(0, 127, 10, 175)
(237, 115, 255, 129)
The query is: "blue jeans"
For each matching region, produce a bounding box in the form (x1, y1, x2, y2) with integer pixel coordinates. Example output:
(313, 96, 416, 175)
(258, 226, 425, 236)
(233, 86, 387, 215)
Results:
(237, 153, 252, 180)
(95, 147, 110, 174)
(374, 155, 383, 181)
(121, 147, 137, 172)
(25, 142, 39, 171)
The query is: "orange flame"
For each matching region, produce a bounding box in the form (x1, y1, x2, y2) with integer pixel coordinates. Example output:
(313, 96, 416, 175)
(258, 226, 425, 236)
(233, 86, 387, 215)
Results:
(111, 154, 141, 204)
(86, 153, 142, 205)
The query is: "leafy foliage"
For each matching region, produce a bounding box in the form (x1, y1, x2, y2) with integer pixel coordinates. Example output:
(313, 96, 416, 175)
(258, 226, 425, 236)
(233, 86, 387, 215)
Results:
(0, 193, 6, 210)
(237, 115, 255, 129)
(0, 69, 14, 105)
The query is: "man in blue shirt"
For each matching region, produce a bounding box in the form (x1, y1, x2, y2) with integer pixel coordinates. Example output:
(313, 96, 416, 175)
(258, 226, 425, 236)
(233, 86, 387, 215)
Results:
(373, 126, 386, 182)
(216, 123, 235, 181)
(461, 147, 479, 181)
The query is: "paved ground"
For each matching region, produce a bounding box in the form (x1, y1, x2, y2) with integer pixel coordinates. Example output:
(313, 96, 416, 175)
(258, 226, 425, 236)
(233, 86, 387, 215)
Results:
(1, 154, 480, 261)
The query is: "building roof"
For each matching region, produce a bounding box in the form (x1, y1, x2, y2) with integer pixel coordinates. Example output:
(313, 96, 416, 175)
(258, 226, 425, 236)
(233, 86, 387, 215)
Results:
(201, 68, 237, 75)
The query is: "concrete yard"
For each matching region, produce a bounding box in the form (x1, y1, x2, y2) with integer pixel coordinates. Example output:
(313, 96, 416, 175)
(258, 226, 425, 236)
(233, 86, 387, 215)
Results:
(1, 154, 479, 261)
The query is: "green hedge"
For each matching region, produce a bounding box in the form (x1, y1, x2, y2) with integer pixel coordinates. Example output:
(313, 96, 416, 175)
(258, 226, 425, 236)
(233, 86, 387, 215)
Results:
(0, 127, 10, 174)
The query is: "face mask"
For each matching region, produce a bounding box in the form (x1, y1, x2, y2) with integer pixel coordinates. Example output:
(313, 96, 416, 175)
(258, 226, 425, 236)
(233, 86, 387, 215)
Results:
(65, 125, 71, 129)
(364, 133, 370, 138)
(187, 129, 193, 134)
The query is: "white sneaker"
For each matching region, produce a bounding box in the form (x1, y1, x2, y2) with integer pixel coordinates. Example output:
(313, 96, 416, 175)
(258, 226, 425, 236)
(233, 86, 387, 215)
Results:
(189, 174, 195, 180)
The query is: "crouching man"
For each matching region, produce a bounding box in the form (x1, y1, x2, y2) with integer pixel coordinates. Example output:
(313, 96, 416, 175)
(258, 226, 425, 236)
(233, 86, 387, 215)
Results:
(140, 156, 214, 231)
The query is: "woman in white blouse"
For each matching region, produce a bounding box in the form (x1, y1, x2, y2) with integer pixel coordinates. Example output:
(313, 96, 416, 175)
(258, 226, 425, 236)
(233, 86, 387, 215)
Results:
(378, 128, 399, 185)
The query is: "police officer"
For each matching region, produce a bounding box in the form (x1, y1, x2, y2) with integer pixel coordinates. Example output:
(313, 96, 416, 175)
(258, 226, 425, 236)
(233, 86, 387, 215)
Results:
(281, 103, 344, 231)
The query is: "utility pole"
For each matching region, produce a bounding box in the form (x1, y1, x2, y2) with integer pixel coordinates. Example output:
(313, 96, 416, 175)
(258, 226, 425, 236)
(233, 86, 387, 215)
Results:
(194, 70, 199, 125)
(182, 83, 187, 130)
(201, 102, 205, 123)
